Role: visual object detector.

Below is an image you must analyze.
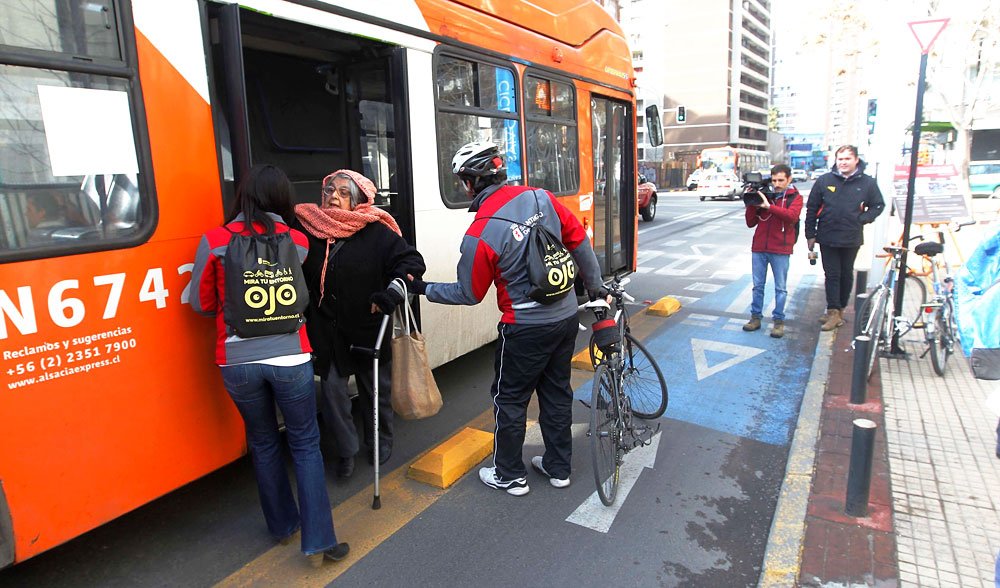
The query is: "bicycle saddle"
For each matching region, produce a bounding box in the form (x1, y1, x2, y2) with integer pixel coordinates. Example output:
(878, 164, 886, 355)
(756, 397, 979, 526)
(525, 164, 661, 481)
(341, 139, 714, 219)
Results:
(913, 241, 943, 257)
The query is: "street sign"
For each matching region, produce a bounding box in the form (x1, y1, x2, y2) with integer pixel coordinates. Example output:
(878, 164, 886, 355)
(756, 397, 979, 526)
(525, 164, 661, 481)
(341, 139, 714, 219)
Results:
(907, 18, 949, 54)
(891, 164, 970, 223)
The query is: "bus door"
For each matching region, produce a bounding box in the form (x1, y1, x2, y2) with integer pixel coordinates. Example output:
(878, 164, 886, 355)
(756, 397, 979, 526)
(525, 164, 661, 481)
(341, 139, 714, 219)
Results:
(590, 96, 634, 275)
(205, 3, 414, 241)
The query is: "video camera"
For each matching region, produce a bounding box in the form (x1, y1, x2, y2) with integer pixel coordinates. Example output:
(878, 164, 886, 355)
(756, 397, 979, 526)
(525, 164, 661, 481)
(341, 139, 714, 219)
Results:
(741, 171, 773, 207)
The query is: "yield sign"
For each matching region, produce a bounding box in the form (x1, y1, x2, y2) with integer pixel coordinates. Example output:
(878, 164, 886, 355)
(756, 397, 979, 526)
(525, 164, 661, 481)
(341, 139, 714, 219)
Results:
(690, 338, 764, 381)
(908, 18, 949, 54)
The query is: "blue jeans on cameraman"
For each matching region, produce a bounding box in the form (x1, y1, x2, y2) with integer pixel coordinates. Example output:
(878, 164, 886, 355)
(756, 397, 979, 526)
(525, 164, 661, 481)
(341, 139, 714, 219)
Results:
(220, 360, 338, 555)
(751, 252, 790, 320)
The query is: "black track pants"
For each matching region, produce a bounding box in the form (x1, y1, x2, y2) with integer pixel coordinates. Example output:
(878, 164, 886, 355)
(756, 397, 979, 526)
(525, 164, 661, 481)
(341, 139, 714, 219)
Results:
(490, 315, 578, 480)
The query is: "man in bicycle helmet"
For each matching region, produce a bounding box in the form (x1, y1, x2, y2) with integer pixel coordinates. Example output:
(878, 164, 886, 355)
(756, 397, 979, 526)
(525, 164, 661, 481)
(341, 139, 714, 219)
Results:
(409, 140, 606, 496)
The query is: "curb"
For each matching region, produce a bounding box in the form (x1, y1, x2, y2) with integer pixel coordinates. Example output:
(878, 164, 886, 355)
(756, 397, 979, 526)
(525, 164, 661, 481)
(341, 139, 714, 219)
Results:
(758, 329, 836, 587)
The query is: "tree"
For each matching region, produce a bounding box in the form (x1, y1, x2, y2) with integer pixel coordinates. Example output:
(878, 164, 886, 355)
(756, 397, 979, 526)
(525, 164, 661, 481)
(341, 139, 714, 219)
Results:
(919, 0, 1000, 179)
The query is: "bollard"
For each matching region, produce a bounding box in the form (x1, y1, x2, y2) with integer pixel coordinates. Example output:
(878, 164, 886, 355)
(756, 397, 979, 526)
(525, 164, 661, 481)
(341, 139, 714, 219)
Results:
(851, 335, 871, 404)
(855, 270, 868, 298)
(845, 418, 877, 517)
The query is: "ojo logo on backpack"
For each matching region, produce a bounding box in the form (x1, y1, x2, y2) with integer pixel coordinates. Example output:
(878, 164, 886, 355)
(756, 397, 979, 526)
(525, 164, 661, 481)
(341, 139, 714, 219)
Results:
(223, 228, 308, 338)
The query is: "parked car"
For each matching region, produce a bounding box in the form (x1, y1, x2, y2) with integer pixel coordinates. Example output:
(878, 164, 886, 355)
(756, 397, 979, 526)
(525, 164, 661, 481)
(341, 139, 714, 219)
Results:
(696, 171, 741, 201)
(791, 168, 808, 182)
(810, 169, 826, 180)
(686, 169, 703, 191)
(969, 161, 1000, 198)
(637, 174, 657, 221)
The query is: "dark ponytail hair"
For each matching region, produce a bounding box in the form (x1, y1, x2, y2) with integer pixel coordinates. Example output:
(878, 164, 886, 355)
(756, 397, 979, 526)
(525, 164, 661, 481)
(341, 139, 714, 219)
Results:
(226, 164, 295, 235)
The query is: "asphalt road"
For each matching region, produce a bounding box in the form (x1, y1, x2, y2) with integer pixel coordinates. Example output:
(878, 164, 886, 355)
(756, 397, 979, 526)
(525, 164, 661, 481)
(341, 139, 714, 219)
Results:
(0, 193, 829, 587)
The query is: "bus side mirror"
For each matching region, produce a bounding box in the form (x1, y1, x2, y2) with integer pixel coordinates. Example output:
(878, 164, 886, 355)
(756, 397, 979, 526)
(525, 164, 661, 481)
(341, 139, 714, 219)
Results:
(645, 105, 663, 147)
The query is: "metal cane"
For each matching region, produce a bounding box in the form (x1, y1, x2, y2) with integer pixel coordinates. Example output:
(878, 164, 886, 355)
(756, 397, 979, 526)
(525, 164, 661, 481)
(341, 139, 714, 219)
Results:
(352, 279, 406, 510)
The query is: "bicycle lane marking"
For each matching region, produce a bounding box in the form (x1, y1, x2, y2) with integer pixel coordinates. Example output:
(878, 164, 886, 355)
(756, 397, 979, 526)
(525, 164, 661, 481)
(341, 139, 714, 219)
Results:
(565, 432, 661, 533)
(572, 272, 824, 446)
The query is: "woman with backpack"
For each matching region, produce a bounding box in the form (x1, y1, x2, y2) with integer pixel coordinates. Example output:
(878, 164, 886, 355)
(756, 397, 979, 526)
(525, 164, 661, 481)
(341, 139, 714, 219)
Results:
(189, 164, 349, 568)
(295, 169, 425, 479)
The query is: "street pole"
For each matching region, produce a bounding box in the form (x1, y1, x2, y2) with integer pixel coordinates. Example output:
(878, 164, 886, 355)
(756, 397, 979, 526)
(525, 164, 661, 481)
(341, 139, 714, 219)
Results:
(889, 51, 927, 356)
(890, 18, 948, 356)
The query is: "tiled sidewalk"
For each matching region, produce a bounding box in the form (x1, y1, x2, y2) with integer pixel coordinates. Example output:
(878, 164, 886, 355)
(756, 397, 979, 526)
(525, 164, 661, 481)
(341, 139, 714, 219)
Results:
(881, 335, 1000, 587)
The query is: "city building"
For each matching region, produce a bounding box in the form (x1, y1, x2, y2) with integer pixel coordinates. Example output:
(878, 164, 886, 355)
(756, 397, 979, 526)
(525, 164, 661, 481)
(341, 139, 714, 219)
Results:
(622, 0, 773, 186)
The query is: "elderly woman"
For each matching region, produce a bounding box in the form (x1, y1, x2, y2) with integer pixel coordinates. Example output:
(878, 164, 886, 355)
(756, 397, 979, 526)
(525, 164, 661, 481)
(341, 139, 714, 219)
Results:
(295, 170, 425, 478)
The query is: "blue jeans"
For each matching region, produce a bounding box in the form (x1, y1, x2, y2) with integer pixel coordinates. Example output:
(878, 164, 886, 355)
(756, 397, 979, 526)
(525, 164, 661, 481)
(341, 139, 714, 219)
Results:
(751, 252, 790, 321)
(220, 361, 337, 555)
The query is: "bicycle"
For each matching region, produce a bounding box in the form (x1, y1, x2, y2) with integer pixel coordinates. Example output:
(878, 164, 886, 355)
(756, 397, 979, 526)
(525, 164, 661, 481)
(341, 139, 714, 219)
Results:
(581, 276, 668, 506)
(855, 245, 912, 380)
(911, 220, 975, 375)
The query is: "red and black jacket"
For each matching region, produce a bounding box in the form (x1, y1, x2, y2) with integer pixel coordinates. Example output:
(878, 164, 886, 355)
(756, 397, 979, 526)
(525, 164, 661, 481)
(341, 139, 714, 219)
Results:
(745, 185, 803, 255)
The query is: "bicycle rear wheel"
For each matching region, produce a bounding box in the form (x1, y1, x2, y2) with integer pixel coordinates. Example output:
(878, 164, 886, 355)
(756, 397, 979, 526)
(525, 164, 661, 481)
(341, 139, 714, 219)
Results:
(621, 333, 668, 419)
(898, 274, 926, 337)
(590, 364, 620, 506)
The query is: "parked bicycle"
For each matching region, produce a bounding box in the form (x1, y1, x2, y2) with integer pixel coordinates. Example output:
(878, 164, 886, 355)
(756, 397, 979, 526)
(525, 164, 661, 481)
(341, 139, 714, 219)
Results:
(855, 245, 913, 380)
(855, 221, 974, 379)
(912, 220, 975, 376)
(581, 276, 667, 506)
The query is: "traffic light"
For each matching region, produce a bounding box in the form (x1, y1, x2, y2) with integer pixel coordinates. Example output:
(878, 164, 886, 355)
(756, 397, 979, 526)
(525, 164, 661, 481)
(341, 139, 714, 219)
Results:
(867, 99, 877, 135)
(676, 105, 686, 124)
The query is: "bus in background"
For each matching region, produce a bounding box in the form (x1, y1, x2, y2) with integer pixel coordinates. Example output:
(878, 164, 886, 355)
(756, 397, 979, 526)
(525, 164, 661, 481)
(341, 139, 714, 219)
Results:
(0, 0, 649, 568)
(696, 146, 772, 180)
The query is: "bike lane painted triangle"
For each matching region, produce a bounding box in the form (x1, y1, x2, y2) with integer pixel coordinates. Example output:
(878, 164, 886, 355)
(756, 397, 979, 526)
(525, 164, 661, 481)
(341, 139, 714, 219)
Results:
(573, 277, 825, 446)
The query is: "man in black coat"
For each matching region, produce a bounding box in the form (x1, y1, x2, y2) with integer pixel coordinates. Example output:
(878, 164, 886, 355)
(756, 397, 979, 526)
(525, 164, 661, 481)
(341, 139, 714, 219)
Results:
(804, 145, 885, 331)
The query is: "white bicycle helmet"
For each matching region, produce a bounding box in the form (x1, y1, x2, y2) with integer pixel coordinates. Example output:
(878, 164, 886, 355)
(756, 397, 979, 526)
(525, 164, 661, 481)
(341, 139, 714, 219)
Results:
(451, 140, 504, 177)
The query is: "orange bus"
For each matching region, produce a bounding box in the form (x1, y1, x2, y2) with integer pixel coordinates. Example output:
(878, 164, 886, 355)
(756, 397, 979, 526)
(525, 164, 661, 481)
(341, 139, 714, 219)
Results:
(0, 0, 650, 567)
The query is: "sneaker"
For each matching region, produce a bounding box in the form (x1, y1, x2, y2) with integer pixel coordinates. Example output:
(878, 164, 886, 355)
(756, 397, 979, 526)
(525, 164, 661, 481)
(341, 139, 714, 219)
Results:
(530, 456, 570, 488)
(307, 542, 350, 568)
(742, 316, 761, 331)
(478, 467, 529, 496)
(770, 319, 785, 339)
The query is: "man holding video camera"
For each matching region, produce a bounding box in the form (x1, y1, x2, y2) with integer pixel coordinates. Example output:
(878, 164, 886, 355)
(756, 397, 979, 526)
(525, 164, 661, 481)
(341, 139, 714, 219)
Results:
(742, 164, 802, 338)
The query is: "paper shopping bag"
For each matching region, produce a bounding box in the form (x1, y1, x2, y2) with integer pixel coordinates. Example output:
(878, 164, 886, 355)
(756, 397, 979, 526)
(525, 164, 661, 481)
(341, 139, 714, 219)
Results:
(389, 282, 442, 419)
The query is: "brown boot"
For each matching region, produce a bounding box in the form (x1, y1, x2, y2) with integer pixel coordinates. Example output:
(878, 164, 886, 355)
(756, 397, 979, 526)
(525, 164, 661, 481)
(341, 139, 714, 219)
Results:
(770, 319, 785, 338)
(742, 316, 762, 331)
(820, 308, 844, 331)
(818, 310, 832, 323)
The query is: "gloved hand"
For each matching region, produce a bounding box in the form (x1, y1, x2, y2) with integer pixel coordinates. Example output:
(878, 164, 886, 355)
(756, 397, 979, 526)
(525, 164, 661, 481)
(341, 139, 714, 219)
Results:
(370, 288, 404, 314)
(588, 285, 609, 302)
(408, 276, 428, 296)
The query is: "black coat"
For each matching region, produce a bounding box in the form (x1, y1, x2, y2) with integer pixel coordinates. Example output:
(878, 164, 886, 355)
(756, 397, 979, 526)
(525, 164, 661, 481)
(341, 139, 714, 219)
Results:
(298, 221, 425, 378)
(804, 161, 885, 248)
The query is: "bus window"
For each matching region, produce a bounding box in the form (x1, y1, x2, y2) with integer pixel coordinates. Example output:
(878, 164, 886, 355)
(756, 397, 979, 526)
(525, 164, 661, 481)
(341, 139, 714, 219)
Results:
(524, 75, 579, 195)
(435, 53, 523, 206)
(0, 0, 121, 60)
(0, 3, 149, 260)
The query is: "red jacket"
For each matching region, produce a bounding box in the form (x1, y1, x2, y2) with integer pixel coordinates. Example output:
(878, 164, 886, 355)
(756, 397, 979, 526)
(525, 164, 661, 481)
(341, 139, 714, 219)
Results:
(745, 186, 803, 255)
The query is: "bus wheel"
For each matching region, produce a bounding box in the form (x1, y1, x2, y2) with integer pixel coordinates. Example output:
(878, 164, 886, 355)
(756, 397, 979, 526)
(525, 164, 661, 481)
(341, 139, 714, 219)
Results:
(699, 196, 705, 201)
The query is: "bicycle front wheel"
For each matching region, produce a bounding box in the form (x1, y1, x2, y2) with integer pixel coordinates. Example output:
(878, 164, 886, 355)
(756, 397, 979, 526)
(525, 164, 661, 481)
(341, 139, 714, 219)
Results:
(621, 333, 668, 419)
(590, 364, 620, 506)
(856, 288, 886, 380)
(929, 301, 955, 376)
